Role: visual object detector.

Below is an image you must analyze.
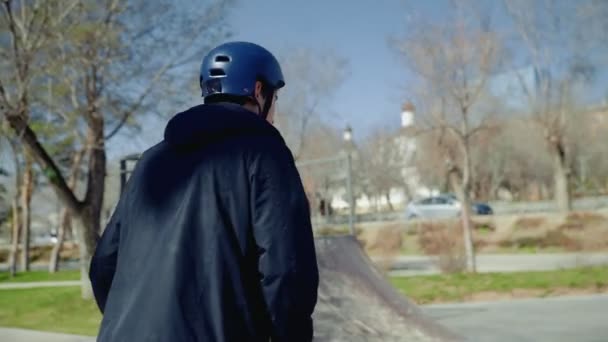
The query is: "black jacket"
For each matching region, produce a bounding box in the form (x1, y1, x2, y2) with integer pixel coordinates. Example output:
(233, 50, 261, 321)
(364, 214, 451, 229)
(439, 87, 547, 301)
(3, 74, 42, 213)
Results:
(90, 103, 319, 342)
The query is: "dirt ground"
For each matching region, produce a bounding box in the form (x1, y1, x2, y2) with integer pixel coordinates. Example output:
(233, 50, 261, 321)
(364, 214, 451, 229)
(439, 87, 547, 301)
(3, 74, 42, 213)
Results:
(357, 210, 608, 258)
(0, 243, 80, 263)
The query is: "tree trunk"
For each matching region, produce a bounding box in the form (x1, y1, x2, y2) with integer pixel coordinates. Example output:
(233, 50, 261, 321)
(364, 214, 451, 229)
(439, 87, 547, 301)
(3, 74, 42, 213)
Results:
(49, 150, 83, 273)
(454, 136, 476, 273)
(3, 77, 105, 299)
(552, 146, 572, 213)
(49, 207, 70, 273)
(8, 198, 21, 277)
(385, 192, 394, 211)
(460, 193, 476, 273)
(76, 116, 107, 299)
(19, 157, 34, 272)
(8, 139, 23, 277)
(74, 213, 99, 299)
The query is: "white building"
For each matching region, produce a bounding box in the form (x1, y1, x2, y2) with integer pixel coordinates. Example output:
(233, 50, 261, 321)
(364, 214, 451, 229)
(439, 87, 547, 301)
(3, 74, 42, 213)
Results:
(329, 103, 433, 213)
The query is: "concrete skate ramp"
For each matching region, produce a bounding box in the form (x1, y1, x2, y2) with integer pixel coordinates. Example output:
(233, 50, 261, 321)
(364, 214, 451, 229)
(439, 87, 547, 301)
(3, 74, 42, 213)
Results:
(313, 236, 462, 341)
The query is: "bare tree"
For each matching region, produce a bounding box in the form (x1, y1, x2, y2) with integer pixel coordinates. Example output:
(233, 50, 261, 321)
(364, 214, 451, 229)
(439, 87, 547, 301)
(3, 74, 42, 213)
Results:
(275, 48, 349, 160)
(393, 9, 502, 272)
(415, 125, 461, 194)
(470, 118, 554, 201)
(504, 0, 598, 212)
(1, 0, 234, 297)
(295, 123, 345, 219)
(359, 127, 406, 211)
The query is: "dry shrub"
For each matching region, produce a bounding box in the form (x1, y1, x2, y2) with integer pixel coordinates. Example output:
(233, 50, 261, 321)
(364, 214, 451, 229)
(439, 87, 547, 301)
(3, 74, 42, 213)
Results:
(577, 228, 608, 251)
(499, 230, 582, 251)
(556, 212, 608, 251)
(542, 230, 582, 251)
(498, 239, 514, 248)
(559, 212, 608, 231)
(29, 245, 52, 262)
(366, 225, 404, 273)
(513, 217, 546, 231)
(474, 222, 496, 232)
(474, 239, 489, 250)
(0, 243, 81, 264)
(418, 222, 466, 274)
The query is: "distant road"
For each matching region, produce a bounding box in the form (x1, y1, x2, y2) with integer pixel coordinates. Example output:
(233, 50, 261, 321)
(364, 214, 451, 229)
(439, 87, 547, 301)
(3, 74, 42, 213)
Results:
(384, 253, 608, 276)
(2, 253, 608, 276)
(423, 294, 608, 342)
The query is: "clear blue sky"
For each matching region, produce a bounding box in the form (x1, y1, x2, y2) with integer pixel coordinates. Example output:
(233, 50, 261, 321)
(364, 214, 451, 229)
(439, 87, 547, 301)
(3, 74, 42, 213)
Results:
(108, 0, 606, 160)
(110, 0, 429, 159)
(228, 0, 436, 138)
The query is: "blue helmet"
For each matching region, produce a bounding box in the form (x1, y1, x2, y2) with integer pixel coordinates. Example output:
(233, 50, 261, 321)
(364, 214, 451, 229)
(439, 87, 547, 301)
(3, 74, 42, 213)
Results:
(199, 42, 285, 109)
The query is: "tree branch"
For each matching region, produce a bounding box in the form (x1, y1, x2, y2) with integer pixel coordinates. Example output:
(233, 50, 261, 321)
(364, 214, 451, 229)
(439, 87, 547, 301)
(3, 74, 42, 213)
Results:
(104, 58, 174, 141)
(0, 79, 11, 109)
(4, 113, 82, 214)
(292, 100, 319, 161)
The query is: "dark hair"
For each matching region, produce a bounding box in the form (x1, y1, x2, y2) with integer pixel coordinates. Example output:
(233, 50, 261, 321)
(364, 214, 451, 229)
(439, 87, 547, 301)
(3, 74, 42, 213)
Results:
(204, 78, 274, 106)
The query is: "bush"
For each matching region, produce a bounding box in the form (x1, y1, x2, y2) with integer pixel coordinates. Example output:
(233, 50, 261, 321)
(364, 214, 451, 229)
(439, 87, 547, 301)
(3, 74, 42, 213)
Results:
(499, 230, 582, 251)
(542, 230, 582, 251)
(474, 223, 495, 237)
(359, 225, 404, 273)
(418, 222, 466, 274)
(559, 212, 607, 231)
(513, 217, 546, 231)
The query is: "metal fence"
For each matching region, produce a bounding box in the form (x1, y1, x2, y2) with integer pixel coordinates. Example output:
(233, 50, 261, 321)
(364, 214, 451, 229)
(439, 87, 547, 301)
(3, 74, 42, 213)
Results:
(295, 152, 356, 234)
(118, 151, 358, 235)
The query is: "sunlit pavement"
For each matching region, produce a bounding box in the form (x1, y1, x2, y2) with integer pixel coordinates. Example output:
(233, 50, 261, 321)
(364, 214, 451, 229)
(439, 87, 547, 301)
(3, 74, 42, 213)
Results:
(423, 294, 608, 342)
(2, 295, 607, 341)
(0, 327, 94, 342)
(387, 253, 608, 276)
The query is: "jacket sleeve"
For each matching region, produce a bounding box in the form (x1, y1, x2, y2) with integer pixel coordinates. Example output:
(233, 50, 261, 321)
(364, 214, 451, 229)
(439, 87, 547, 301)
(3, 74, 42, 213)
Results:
(250, 144, 320, 342)
(89, 202, 122, 314)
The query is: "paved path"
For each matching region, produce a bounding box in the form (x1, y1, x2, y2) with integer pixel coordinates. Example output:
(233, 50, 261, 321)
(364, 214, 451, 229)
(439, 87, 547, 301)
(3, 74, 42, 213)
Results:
(2, 294, 607, 341)
(4, 253, 608, 277)
(387, 252, 608, 276)
(423, 294, 608, 342)
(0, 281, 81, 290)
(0, 328, 94, 342)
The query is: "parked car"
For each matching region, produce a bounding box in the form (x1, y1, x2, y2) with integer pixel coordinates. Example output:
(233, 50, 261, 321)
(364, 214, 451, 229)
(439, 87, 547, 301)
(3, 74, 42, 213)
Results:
(405, 194, 493, 219)
(444, 194, 494, 216)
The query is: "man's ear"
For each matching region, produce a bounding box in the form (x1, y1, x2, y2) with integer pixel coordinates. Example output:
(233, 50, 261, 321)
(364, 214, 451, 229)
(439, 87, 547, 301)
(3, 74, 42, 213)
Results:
(254, 81, 264, 102)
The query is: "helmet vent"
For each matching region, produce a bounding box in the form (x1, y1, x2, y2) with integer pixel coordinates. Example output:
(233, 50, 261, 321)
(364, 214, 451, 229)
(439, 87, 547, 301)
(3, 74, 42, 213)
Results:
(215, 55, 230, 62)
(209, 68, 226, 77)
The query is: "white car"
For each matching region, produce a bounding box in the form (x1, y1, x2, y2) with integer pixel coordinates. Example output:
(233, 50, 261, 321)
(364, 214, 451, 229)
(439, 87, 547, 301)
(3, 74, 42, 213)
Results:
(405, 194, 494, 220)
(405, 195, 462, 220)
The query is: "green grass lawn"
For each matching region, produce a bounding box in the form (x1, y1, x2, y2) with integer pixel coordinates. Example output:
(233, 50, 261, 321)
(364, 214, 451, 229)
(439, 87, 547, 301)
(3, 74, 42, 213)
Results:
(495, 246, 567, 254)
(390, 266, 608, 304)
(0, 267, 607, 336)
(0, 287, 101, 336)
(0, 270, 80, 283)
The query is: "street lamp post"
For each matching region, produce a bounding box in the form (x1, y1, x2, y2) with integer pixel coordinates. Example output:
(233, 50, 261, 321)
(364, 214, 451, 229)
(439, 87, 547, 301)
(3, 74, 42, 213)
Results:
(343, 126, 355, 236)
